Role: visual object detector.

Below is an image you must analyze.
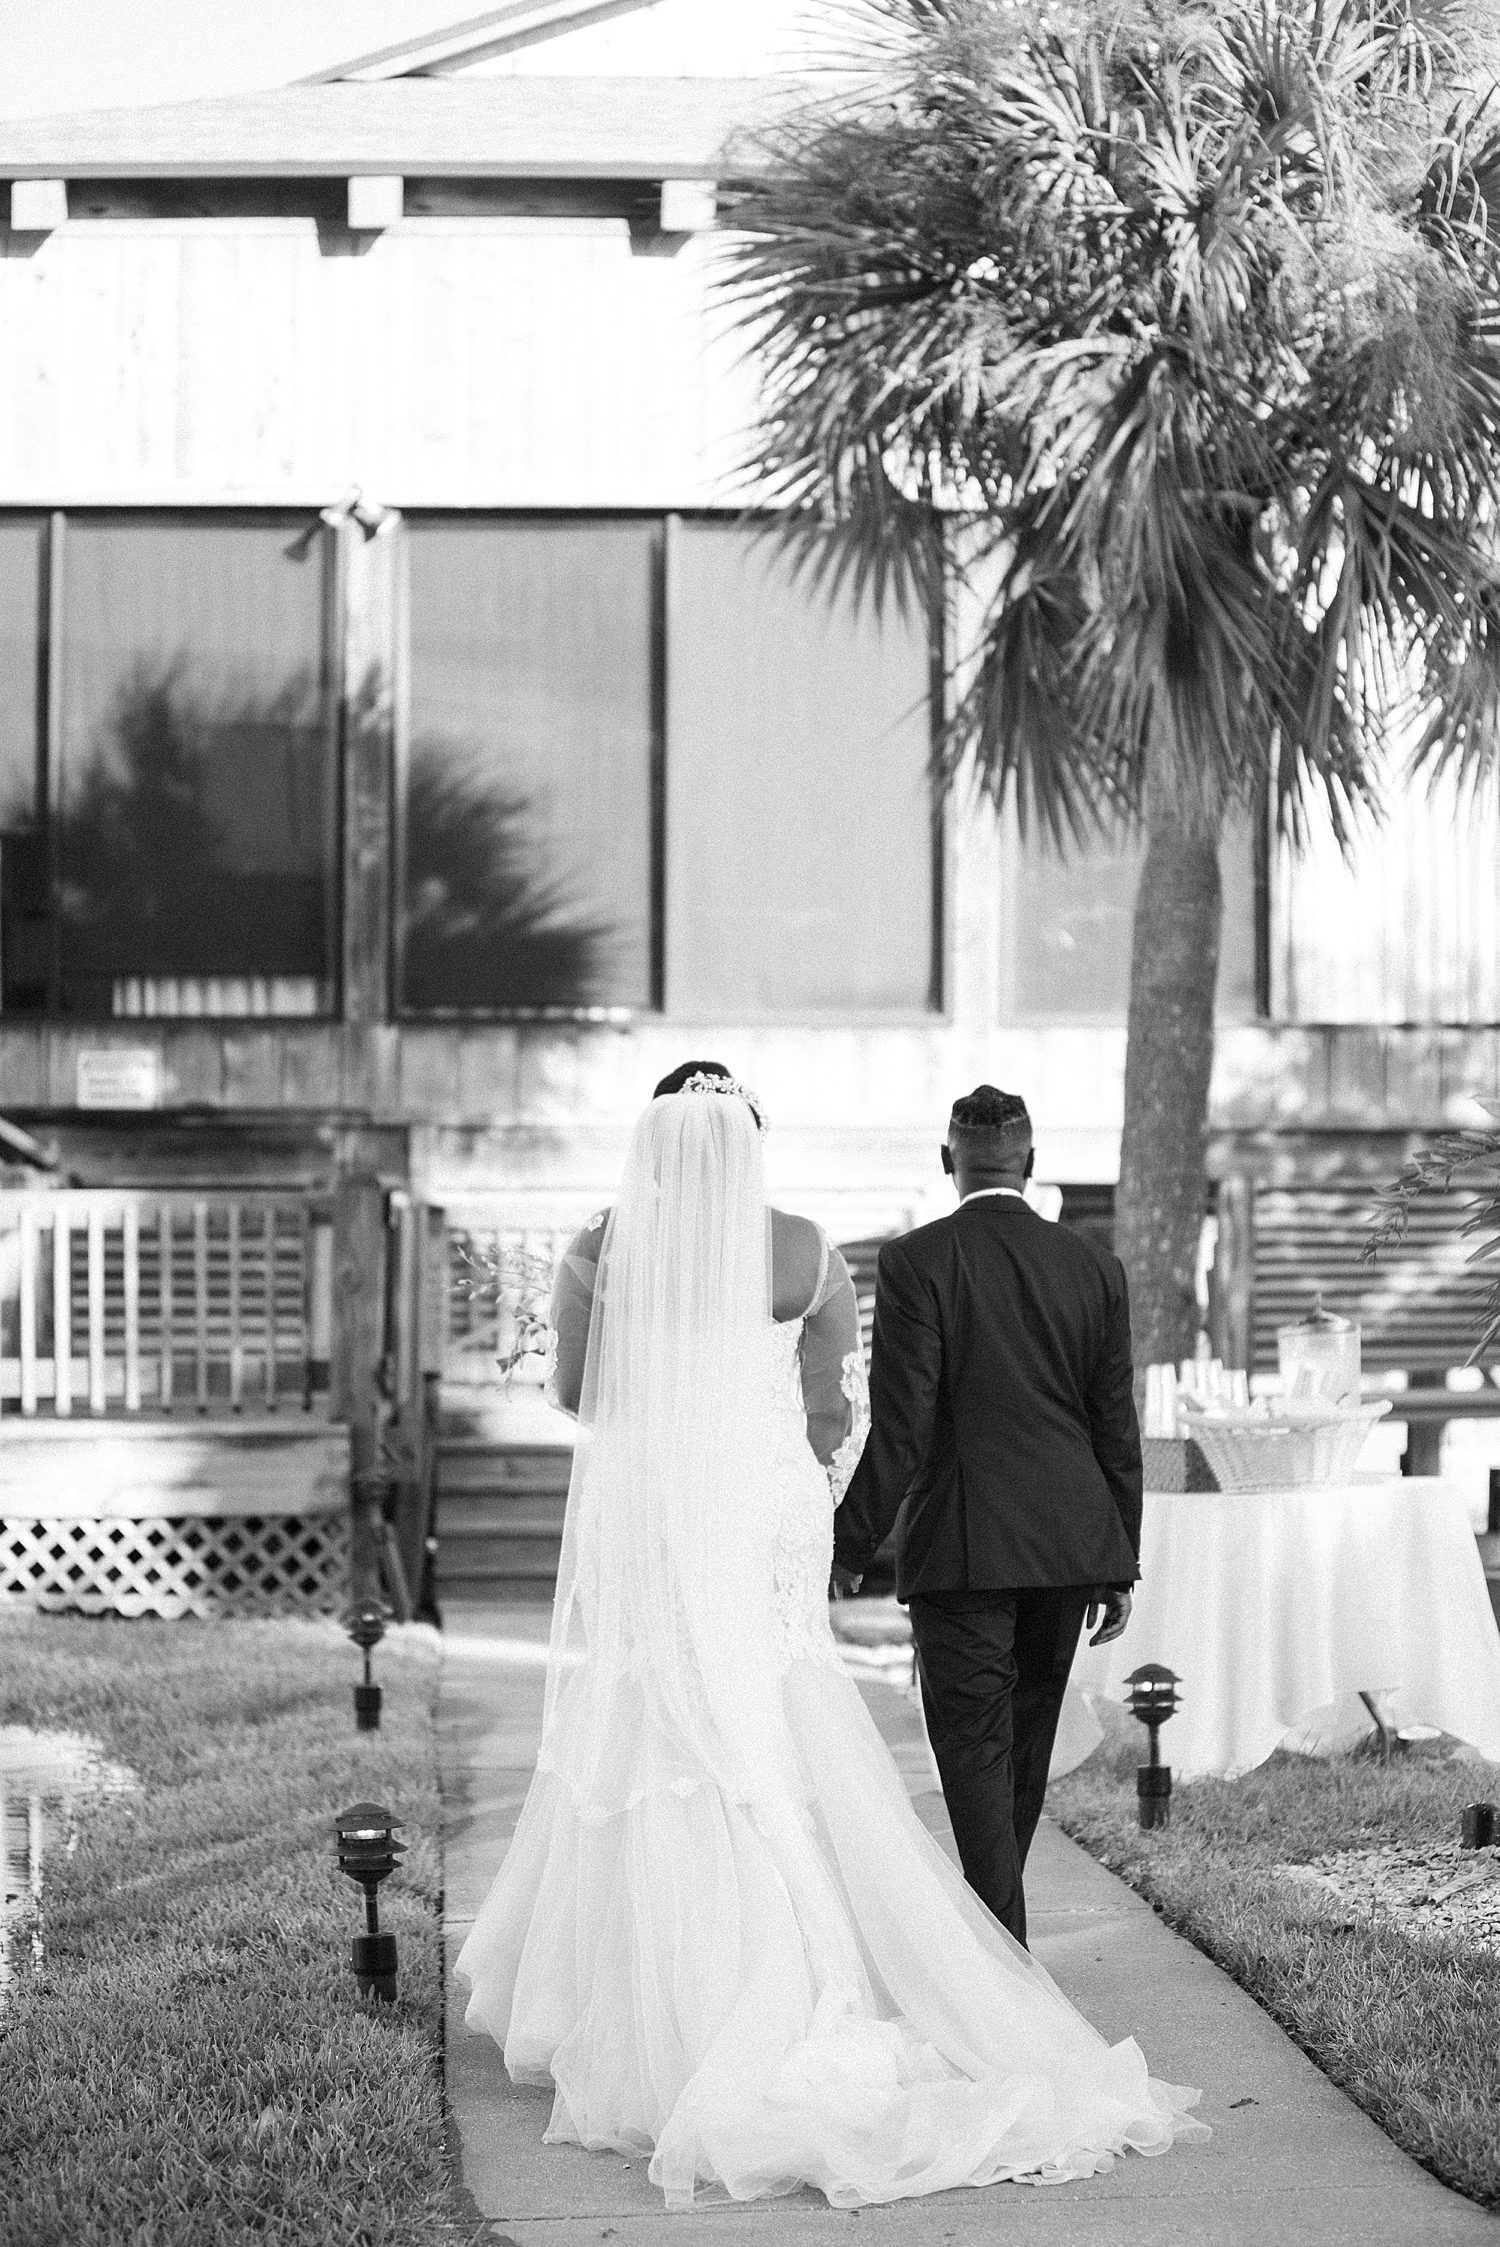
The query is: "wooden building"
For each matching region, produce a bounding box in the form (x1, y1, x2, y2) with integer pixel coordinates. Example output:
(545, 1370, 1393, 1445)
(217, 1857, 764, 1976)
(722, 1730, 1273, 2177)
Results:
(0, 4, 1497, 1597)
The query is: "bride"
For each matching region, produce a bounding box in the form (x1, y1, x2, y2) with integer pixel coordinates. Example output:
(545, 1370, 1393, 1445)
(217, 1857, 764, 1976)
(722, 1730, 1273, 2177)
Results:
(455, 1067, 1205, 2209)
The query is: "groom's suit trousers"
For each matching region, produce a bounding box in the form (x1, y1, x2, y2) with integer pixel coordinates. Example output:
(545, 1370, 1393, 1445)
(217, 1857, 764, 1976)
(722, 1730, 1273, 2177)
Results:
(908, 1587, 1091, 1949)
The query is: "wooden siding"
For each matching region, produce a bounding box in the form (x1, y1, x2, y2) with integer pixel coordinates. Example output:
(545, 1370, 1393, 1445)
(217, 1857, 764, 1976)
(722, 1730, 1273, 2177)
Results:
(1251, 1186, 1500, 1373)
(3, 1019, 1497, 1226)
(4, 1019, 1498, 1135)
(0, 1419, 347, 1517)
(0, 222, 755, 509)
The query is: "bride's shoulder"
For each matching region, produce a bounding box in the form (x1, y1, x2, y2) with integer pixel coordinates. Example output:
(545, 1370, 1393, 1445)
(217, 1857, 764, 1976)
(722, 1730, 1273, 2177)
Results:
(769, 1207, 828, 1321)
(769, 1206, 825, 1260)
(565, 1207, 611, 1262)
(769, 1204, 821, 1234)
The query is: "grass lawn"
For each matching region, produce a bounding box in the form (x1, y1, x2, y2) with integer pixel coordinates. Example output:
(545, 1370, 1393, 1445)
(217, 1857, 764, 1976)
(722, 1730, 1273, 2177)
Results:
(0, 1611, 478, 2247)
(1050, 1722, 1500, 2209)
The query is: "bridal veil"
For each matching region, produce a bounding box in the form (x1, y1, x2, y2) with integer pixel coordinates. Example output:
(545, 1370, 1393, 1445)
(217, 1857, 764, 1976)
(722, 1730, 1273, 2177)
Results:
(540, 1088, 794, 1828)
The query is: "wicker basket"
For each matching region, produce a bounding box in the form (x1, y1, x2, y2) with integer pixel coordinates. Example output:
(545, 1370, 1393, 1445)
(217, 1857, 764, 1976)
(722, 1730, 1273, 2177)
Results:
(1187, 1402, 1392, 1493)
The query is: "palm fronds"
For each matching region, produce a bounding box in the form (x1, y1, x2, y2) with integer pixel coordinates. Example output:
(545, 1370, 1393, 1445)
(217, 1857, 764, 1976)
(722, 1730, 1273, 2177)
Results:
(1366, 1102, 1500, 1359)
(727, 0, 1500, 843)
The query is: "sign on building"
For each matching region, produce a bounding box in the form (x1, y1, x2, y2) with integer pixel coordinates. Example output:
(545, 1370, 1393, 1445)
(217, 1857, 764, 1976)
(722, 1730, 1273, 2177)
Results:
(76, 1049, 162, 1110)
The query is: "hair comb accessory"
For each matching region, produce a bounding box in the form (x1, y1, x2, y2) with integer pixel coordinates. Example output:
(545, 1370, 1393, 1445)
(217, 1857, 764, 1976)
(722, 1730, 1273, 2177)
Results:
(677, 1071, 767, 1132)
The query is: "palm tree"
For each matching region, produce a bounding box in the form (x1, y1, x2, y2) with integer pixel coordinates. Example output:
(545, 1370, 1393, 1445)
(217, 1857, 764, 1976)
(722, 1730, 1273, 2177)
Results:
(729, 0, 1500, 1366)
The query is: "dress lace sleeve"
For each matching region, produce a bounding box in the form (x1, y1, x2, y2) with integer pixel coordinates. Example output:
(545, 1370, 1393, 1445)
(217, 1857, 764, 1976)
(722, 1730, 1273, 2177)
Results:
(546, 1212, 607, 1418)
(798, 1238, 869, 1505)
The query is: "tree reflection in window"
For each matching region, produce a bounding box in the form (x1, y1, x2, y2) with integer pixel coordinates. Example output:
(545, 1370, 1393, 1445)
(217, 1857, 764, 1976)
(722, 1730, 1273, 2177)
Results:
(399, 518, 657, 1017)
(400, 739, 612, 1012)
(56, 661, 335, 1018)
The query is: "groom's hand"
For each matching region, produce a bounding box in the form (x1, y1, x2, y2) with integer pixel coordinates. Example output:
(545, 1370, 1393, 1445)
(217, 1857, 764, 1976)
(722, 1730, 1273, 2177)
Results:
(1086, 1587, 1133, 1646)
(829, 1564, 863, 1602)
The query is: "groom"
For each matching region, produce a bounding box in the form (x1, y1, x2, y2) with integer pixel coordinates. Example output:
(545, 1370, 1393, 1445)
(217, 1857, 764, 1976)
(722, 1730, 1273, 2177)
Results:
(833, 1087, 1142, 1947)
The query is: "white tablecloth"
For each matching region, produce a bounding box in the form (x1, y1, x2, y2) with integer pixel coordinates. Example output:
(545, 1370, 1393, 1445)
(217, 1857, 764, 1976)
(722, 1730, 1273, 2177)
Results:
(1053, 1476, 1500, 1781)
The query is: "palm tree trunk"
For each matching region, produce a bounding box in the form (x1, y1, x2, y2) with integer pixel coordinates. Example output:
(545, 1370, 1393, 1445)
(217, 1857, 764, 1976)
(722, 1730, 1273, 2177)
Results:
(1115, 804, 1223, 1371)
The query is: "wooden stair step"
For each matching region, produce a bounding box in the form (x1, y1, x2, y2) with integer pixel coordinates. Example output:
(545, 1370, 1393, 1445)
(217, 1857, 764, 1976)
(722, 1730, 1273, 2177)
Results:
(435, 1534, 562, 1582)
(437, 1448, 572, 1496)
(435, 1496, 567, 1538)
(432, 1439, 569, 1597)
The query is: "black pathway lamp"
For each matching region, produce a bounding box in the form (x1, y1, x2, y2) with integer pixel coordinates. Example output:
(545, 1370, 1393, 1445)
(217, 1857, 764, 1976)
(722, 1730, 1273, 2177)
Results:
(1125, 1663, 1182, 1831)
(335, 1802, 405, 2002)
(1461, 1802, 1498, 1850)
(347, 1604, 387, 1732)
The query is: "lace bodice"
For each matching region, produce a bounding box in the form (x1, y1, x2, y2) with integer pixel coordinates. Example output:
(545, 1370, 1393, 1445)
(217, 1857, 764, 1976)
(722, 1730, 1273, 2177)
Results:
(765, 1317, 868, 1675)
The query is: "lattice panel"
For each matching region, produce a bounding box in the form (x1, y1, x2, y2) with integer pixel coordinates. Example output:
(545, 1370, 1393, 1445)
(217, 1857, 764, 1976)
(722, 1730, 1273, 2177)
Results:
(0, 1510, 348, 1619)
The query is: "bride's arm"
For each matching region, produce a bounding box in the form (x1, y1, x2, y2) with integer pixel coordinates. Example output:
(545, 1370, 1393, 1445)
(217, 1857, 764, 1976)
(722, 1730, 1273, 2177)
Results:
(546, 1214, 606, 1417)
(799, 1244, 869, 1503)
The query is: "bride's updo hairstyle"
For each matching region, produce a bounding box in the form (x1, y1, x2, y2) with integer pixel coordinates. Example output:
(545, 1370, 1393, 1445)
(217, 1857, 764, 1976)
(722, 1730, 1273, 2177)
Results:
(653, 1058, 766, 1133)
(654, 1059, 732, 1098)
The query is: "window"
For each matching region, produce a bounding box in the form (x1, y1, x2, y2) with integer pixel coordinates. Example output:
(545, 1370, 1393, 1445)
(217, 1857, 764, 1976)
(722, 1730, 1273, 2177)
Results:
(666, 524, 937, 1015)
(998, 815, 1260, 1023)
(400, 516, 940, 1020)
(1272, 758, 1500, 1022)
(0, 514, 337, 1020)
(6, 509, 945, 1028)
(400, 518, 658, 1015)
(0, 519, 47, 1014)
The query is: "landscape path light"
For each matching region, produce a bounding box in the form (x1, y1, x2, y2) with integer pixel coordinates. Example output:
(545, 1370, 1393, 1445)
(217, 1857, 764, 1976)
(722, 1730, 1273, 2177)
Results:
(1125, 1663, 1182, 1831)
(346, 1604, 386, 1732)
(335, 1801, 405, 2002)
(1461, 1802, 1497, 1851)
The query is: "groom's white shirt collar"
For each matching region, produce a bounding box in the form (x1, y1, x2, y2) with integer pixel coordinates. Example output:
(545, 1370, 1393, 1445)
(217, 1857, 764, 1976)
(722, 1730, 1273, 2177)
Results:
(960, 1187, 1029, 1204)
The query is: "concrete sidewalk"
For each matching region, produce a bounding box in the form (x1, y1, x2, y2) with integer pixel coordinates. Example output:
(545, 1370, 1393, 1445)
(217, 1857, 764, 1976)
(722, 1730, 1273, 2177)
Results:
(440, 1599, 1498, 2246)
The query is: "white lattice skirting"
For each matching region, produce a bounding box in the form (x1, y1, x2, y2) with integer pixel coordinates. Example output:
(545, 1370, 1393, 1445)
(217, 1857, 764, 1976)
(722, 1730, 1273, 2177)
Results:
(1, 1509, 349, 1618)
(0, 1419, 352, 1620)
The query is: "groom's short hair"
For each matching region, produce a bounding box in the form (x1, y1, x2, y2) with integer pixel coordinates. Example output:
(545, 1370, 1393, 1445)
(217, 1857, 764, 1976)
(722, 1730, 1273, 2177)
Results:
(949, 1085, 1032, 1159)
(654, 1059, 732, 1099)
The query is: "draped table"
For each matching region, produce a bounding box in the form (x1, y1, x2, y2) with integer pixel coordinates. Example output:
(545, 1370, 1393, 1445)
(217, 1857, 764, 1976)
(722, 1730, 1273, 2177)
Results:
(1051, 1475, 1500, 1782)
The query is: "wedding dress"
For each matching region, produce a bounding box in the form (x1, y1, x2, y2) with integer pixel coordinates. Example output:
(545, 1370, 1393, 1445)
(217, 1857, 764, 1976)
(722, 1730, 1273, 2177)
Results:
(454, 1085, 1205, 2209)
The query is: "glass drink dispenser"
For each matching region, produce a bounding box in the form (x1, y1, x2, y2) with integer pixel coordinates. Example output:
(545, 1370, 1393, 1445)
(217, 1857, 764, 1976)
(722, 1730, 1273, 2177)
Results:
(1277, 1298, 1361, 1407)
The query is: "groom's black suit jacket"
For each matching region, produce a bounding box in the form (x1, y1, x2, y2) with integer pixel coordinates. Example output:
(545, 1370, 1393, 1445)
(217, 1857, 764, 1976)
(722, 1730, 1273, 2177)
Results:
(835, 1195, 1142, 1598)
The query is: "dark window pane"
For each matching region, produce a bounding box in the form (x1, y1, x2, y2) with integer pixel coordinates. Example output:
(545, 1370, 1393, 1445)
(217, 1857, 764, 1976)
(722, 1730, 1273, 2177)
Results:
(0, 519, 46, 1013)
(667, 525, 934, 1014)
(999, 816, 1258, 1023)
(0, 519, 42, 831)
(401, 520, 656, 1014)
(56, 519, 334, 1019)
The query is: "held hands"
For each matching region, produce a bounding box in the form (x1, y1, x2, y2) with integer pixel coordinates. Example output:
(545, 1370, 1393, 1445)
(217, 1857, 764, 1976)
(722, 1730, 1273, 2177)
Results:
(829, 1564, 863, 1602)
(1086, 1587, 1133, 1646)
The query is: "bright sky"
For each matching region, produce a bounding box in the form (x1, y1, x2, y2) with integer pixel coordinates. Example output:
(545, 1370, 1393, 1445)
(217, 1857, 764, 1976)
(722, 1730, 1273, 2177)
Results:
(0, 1, 828, 119)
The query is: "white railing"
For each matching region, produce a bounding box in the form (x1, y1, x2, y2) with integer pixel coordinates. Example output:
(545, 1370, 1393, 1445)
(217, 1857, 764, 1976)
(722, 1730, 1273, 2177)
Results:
(0, 1189, 334, 1417)
(444, 1218, 577, 1391)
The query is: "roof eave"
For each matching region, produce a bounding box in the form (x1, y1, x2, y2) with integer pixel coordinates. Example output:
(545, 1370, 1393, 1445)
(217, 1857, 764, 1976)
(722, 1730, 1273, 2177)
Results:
(1, 156, 760, 181)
